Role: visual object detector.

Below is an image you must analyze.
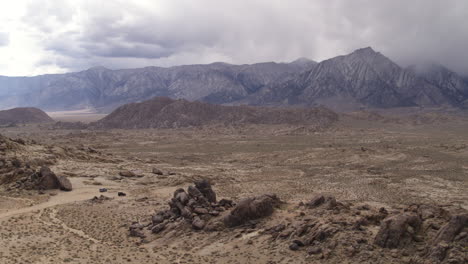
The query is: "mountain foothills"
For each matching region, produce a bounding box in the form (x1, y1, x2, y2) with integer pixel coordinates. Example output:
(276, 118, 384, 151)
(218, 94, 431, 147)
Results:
(0, 107, 53, 126)
(1, 47, 468, 112)
(91, 96, 338, 129)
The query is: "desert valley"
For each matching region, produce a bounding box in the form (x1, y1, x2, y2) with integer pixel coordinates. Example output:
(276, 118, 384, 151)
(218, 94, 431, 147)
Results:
(0, 92, 467, 263)
(1, 1, 468, 262)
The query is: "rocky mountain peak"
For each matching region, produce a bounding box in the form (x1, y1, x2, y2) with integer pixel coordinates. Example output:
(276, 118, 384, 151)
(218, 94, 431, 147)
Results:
(86, 66, 110, 72)
(290, 57, 315, 65)
(352, 46, 377, 55)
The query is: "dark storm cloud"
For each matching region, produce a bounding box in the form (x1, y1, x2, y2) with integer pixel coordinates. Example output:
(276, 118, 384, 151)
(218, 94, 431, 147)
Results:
(22, 0, 468, 75)
(0, 33, 9, 46)
(333, 0, 468, 75)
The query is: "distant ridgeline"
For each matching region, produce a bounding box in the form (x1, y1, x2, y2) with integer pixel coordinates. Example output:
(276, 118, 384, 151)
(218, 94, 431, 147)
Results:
(1, 47, 467, 112)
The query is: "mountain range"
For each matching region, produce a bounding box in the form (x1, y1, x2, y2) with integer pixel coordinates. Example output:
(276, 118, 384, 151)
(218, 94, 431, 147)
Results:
(1, 47, 467, 112)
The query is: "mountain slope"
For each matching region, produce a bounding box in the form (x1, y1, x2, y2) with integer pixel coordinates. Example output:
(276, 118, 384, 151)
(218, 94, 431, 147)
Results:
(0, 107, 54, 125)
(0, 61, 315, 112)
(407, 63, 468, 107)
(243, 47, 455, 110)
(91, 97, 338, 129)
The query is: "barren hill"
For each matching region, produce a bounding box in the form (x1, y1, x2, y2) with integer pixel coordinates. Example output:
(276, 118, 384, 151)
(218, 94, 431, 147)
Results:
(91, 97, 338, 129)
(0, 107, 54, 125)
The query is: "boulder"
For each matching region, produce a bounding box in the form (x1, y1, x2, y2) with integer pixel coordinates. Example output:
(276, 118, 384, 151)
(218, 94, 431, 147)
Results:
(152, 168, 164, 175)
(195, 179, 216, 203)
(193, 207, 209, 215)
(57, 175, 72, 191)
(374, 212, 422, 248)
(223, 194, 280, 228)
(431, 214, 468, 245)
(37, 166, 60, 190)
(304, 224, 336, 244)
(306, 194, 337, 209)
(119, 170, 136, 177)
(187, 185, 208, 204)
(174, 190, 189, 205)
(152, 214, 165, 225)
(289, 242, 300, 251)
(219, 199, 234, 208)
(151, 223, 167, 234)
(192, 217, 206, 230)
(308, 246, 322, 255)
(129, 223, 146, 238)
(427, 214, 468, 261)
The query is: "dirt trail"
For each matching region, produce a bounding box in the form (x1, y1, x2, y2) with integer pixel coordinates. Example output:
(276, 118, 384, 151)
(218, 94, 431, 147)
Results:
(0, 178, 178, 220)
(47, 208, 101, 244)
(0, 177, 118, 220)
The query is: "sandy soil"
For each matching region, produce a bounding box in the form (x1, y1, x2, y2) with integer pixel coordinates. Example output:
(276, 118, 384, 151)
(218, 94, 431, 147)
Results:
(0, 118, 467, 263)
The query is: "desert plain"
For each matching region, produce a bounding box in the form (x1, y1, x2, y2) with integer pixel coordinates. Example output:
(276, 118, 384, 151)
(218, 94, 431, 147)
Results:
(0, 112, 467, 264)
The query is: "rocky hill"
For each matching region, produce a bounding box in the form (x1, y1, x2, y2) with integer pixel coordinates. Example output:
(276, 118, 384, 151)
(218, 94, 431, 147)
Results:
(91, 97, 338, 129)
(0, 107, 54, 126)
(1, 47, 468, 112)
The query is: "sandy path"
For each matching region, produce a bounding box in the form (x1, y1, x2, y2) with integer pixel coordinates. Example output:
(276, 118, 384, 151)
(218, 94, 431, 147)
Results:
(0, 178, 177, 220)
(0, 178, 118, 220)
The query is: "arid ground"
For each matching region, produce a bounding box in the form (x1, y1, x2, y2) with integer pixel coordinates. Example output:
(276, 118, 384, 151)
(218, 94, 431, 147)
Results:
(0, 114, 467, 264)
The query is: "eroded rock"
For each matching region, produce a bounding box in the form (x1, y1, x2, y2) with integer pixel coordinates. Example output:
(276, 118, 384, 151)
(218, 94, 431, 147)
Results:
(223, 194, 281, 228)
(374, 212, 422, 248)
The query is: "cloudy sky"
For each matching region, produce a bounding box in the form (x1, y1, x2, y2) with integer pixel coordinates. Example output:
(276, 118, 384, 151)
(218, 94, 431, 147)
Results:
(0, 0, 467, 76)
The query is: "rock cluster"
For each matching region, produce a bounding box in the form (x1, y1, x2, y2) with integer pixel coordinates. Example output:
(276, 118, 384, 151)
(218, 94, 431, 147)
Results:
(130, 180, 284, 240)
(130, 180, 234, 238)
(261, 195, 467, 264)
(129, 186, 467, 264)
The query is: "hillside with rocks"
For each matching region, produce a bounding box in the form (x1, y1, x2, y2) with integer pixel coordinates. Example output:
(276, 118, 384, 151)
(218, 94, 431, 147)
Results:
(0, 133, 109, 192)
(91, 96, 339, 129)
(0, 107, 53, 126)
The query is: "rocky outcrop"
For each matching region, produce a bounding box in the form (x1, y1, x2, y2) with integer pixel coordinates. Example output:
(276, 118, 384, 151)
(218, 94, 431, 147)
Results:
(374, 212, 422, 248)
(131, 180, 234, 236)
(4, 165, 73, 191)
(130, 186, 467, 264)
(35, 167, 73, 191)
(427, 214, 468, 262)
